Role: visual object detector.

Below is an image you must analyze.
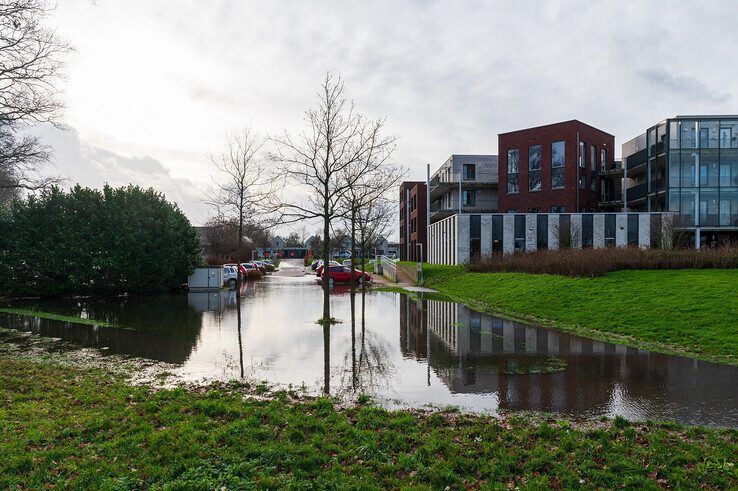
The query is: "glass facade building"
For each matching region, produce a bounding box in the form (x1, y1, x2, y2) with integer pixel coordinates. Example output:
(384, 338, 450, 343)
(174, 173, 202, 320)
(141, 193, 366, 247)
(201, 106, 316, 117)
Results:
(623, 116, 738, 243)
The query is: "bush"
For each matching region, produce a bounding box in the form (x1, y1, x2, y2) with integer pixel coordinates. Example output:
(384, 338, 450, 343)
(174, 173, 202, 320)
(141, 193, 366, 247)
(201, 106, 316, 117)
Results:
(467, 247, 738, 277)
(0, 185, 202, 297)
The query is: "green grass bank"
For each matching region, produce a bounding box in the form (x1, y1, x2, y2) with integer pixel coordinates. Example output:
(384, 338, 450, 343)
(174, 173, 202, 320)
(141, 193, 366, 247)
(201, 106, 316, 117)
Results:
(420, 265, 738, 365)
(1, 357, 736, 489)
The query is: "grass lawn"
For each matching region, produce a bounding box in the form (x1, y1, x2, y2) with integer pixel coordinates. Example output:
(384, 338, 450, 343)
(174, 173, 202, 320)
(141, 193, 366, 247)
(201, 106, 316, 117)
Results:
(421, 265, 738, 365)
(1, 356, 736, 489)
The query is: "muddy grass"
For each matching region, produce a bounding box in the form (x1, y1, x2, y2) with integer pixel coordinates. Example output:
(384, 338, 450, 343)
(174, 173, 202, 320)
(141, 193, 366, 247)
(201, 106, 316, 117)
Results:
(0, 327, 736, 489)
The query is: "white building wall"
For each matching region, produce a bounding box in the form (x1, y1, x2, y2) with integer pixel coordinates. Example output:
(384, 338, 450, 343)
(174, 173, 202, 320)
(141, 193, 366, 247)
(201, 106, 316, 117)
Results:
(503, 214, 515, 253)
(426, 212, 673, 265)
(571, 214, 583, 249)
(615, 213, 627, 247)
(525, 214, 537, 252)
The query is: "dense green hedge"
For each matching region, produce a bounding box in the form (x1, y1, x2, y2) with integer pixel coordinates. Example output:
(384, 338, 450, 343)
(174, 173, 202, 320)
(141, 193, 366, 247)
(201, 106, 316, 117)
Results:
(0, 185, 201, 297)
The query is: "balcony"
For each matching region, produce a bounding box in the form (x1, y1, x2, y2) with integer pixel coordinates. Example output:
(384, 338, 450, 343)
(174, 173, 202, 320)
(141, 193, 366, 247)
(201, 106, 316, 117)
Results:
(625, 148, 648, 173)
(429, 201, 499, 223)
(429, 171, 498, 201)
(626, 182, 648, 202)
(599, 161, 623, 176)
(649, 140, 665, 156)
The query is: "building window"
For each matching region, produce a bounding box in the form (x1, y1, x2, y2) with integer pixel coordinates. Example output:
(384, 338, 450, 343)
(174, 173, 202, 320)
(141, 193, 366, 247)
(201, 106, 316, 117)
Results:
(462, 189, 476, 206)
(507, 149, 519, 193)
(605, 214, 616, 246)
(528, 145, 541, 191)
(627, 214, 639, 246)
(470, 215, 481, 258)
(582, 214, 593, 248)
(514, 215, 525, 250)
(551, 140, 565, 189)
(579, 141, 586, 189)
(551, 205, 565, 213)
(463, 164, 476, 180)
(536, 215, 548, 249)
(491, 215, 503, 252)
(600, 148, 606, 171)
(590, 144, 597, 191)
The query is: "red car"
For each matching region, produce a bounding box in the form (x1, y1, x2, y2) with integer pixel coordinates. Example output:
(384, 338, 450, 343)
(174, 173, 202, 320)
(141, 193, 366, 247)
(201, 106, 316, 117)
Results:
(318, 265, 371, 287)
(315, 261, 343, 277)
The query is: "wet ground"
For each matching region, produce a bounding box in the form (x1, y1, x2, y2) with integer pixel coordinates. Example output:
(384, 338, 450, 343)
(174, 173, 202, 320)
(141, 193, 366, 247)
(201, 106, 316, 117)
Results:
(1, 259, 737, 427)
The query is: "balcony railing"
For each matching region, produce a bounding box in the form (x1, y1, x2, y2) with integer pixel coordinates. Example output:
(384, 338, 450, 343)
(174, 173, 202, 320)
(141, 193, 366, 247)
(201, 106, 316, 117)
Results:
(625, 148, 648, 171)
(430, 171, 498, 187)
(599, 161, 623, 175)
(626, 182, 648, 201)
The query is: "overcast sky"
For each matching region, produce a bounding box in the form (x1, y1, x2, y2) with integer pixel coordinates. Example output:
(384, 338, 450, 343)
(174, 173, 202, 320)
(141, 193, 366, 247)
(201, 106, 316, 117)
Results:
(40, 0, 738, 229)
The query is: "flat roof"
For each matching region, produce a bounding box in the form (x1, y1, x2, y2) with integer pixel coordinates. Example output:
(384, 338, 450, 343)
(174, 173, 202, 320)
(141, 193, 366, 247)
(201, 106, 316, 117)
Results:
(498, 119, 615, 137)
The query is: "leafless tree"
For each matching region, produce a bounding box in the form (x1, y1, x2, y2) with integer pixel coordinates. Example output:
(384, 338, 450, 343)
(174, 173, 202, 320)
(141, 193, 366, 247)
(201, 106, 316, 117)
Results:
(0, 0, 71, 202)
(269, 73, 396, 323)
(207, 128, 273, 289)
(340, 159, 404, 292)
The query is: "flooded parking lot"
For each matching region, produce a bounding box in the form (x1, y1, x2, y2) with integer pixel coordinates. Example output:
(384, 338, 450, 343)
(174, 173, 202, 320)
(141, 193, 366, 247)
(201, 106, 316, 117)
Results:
(2, 266, 737, 427)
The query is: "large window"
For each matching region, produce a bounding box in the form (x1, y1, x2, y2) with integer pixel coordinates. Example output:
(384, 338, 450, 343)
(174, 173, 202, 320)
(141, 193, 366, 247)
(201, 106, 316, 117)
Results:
(578, 141, 586, 189)
(582, 214, 593, 248)
(536, 215, 548, 249)
(463, 164, 476, 180)
(590, 144, 597, 191)
(720, 121, 738, 148)
(700, 156, 719, 187)
(470, 215, 481, 258)
(627, 214, 639, 246)
(680, 151, 697, 187)
(720, 188, 738, 226)
(514, 215, 525, 250)
(605, 214, 616, 246)
(491, 215, 503, 252)
(600, 148, 606, 171)
(680, 189, 697, 225)
(462, 189, 476, 206)
(700, 120, 719, 148)
(551, 141, 565, 189)
(507, 149, 519, 193)
(680, 121, 698, 149)
(528, 145, 541, 191)
(699, 188, 719, 226)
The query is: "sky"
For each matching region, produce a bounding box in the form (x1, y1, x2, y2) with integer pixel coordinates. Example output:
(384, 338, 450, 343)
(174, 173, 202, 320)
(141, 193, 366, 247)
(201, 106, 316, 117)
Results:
(38, 0, 738, 233)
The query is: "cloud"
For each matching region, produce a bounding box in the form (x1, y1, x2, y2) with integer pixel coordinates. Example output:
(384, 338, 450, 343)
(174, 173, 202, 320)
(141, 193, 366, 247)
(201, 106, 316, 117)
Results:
(37, 125, 208, 224)
(638, 68, 731, 105)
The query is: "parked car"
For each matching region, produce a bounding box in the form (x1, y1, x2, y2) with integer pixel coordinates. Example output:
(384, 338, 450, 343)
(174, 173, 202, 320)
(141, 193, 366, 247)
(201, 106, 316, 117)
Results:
(262, 259, 275, 271)
(222, 265, 238, 288)
(336, 250, 352, 259)
(315, 261, 342, 277)
(318, 265, 371, 288)
(310, 260, 320, 270)
(253, 260, 268, 273)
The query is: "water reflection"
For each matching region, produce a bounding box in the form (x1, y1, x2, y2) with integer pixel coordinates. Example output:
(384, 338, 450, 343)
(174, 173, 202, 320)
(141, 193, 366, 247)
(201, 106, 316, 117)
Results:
(2, 275, 736, 427)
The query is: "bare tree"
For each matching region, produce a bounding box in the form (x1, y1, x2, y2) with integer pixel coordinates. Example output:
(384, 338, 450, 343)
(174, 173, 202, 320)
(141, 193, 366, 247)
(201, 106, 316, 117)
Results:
(340, 157, 403, 292)
(0, 0, 71, 202)
(269, 73, 396, 323)
(207, 128, 273, 289)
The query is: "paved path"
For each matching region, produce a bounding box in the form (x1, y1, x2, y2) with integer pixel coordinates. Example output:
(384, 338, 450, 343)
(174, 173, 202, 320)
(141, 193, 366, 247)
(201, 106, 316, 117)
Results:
(275, 258, 307, 277)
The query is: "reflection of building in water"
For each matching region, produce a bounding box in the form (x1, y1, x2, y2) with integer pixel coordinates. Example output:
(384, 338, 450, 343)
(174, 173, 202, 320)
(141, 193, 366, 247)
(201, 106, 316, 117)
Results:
(398, 295, 738, 424)
(187, 291, 234, 312)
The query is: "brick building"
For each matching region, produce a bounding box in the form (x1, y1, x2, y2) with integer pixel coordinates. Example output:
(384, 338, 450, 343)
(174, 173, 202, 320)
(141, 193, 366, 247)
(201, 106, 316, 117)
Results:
(498, 120, 618, 213)
(399, 181, 427, 261)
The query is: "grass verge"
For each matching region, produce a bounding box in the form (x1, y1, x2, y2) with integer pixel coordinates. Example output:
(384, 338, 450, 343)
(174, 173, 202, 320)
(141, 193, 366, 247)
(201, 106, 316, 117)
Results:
(0, 356, 736, 489)
(421, 265, 738, 365)
(0, 308, 120, 328)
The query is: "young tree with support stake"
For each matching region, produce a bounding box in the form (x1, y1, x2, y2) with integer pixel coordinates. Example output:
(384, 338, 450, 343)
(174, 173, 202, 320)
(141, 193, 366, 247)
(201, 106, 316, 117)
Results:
(207, 128, 273, 293)
(269, 73, 396, 324)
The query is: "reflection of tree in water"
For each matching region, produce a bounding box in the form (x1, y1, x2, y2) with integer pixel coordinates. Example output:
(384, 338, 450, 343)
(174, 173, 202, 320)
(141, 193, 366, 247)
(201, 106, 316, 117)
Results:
(335, 290, 395, 397)
(9, 294, 204, 364)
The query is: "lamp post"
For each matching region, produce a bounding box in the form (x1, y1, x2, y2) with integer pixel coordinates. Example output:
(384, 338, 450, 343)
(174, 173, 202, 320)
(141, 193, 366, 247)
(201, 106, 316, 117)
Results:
(416, 243, 423, 285)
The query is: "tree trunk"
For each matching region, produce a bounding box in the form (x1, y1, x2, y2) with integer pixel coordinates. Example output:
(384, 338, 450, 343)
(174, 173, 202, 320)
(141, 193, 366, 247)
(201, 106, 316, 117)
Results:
(322, 200, 331, 322)
(349, 206, 356, 293)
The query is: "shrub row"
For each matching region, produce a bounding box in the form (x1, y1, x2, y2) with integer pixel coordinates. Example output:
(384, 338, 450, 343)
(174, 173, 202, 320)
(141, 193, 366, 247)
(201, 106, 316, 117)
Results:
(466, 247, 738, 277)
(0, 185, 202, 297)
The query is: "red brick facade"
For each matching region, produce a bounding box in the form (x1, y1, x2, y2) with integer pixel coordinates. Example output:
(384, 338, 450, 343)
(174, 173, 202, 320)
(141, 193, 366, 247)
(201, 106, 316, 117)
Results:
(498, 120, 614, 213)
(399, 181, 427, 261)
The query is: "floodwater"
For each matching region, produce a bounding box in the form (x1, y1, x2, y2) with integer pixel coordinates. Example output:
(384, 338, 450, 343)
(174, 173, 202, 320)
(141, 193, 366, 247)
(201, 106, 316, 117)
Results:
(2, 260, 737, 428)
